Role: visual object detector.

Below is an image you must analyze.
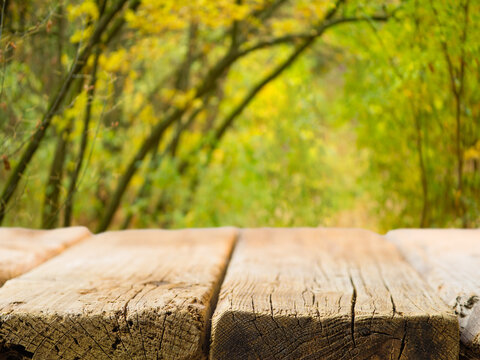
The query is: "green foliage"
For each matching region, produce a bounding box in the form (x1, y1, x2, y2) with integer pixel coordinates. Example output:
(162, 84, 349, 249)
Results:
(335, 0, 480, 230)
(0, 0, 478, 231)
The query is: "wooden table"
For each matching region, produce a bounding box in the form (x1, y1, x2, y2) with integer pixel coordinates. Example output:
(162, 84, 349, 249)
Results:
(0, 227, 477, 359)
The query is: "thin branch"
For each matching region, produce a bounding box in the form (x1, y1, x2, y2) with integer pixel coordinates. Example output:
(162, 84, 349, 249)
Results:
(42, 78, 85, 229)
(178, 35, 321, 218)
(253, 0, 289, 23)
(0, 0, 130, 223)
(121, 105, 201, 229)
(238, 14, 390, 58)
(63, 49, 101, 227)
(95, 0, 380, 231)
(0, 0, 9, 103)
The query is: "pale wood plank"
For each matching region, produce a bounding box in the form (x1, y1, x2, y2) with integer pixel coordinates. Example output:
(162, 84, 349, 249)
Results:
(387, 229, 480, 356)
(0, 227, 91, 286)
(0, 228, 237, 360)
(211, 228, 459, 360)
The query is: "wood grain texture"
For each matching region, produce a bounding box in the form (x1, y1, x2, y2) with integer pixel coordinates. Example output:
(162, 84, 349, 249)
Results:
(0, 227, 91, 286)
(461, 344, 480, 360)
(210, 228, 459, 360)
(0, 228, 237, 360)
(387, 229, 480, 356)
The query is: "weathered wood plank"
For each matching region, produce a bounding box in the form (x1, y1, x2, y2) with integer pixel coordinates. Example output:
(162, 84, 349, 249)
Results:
(210, 228, 459, 360)
(387, 229, 480, 356)
(0, 228, 237, 360)
(0, 227, 91, 286)
(461, 344, 480, 360)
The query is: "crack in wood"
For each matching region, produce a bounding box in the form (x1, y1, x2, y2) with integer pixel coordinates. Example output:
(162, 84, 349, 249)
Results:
(349, 274, 357, 349)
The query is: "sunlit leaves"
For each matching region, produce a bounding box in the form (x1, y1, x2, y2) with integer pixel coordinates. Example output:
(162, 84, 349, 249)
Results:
(3, 0, 478, 230)
(67, 0, 99, 43)
(126, 0, 253, 34)
(67, 0, 99, 21)
(99, 49, 128, 73)
(335, 0, 480, 228)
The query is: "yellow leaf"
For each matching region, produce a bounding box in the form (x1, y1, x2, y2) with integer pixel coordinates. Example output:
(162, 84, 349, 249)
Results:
(70, 25, 93, 44)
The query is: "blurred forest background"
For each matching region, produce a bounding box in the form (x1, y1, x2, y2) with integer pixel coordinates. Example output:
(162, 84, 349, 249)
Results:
(0, 0, 479, 233)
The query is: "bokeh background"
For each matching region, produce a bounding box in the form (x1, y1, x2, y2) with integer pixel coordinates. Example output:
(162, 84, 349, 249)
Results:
(0, 0, 479, 232)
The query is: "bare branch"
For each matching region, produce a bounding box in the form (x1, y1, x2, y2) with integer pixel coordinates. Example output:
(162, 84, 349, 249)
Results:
(0, 0, 130, 223)
(238, 14, 390, 58)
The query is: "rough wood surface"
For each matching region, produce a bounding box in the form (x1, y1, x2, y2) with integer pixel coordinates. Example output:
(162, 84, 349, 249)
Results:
(387, 229, 480, 356)
(461, 344, 480, 360)
(0, 228, 237, 360)
(0, 227, 91, 286)
(210, 228, 459, 360)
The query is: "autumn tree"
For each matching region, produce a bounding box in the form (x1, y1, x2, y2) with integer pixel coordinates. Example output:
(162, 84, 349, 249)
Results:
(0, 0, 391, 230)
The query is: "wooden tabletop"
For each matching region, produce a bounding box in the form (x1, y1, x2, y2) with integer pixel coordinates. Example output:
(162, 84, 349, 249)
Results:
(0, 227, 478, 359)
(0, 228, 237, 360)
(211, 228, 458, 359)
